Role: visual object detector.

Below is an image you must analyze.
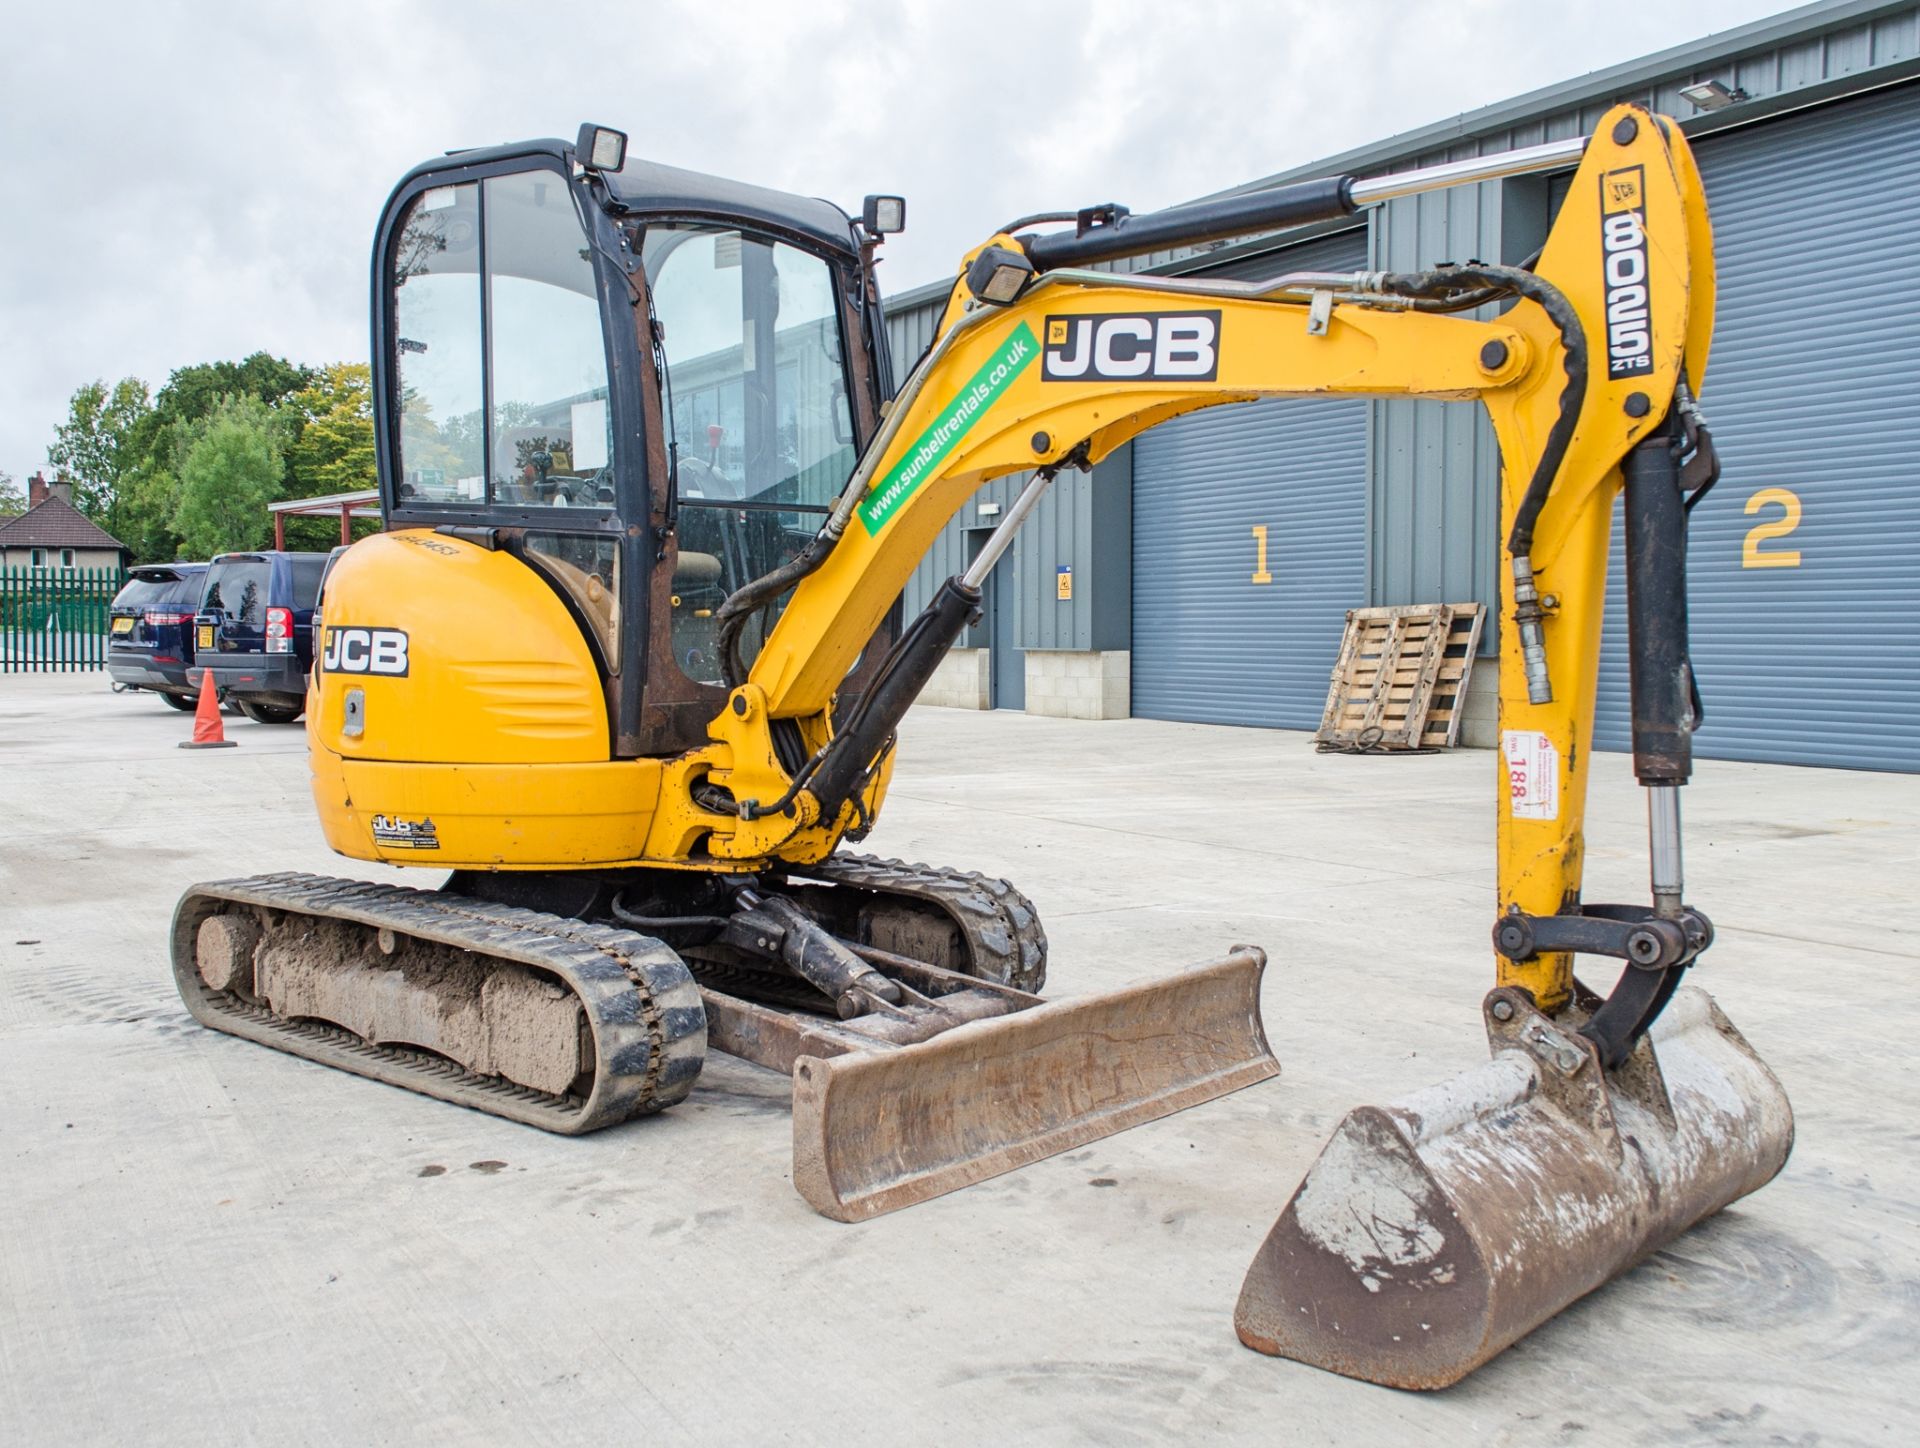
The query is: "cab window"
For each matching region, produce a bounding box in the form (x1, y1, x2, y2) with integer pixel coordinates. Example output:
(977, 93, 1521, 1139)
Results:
(391, 183, 483, 502)
(389, 170, 613, 510)
(487, 172, 614, 508)
(644, 225, 856, 684)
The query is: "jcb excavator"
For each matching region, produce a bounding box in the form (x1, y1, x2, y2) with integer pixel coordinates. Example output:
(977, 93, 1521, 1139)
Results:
(173, 105, 1791, 1387)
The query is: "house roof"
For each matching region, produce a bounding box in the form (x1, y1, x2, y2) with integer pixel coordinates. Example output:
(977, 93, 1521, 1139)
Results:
(0, 496, 131, 553)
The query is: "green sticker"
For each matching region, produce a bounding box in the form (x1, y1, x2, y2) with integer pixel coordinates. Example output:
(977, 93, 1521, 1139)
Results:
(858, 322, 1039, 536)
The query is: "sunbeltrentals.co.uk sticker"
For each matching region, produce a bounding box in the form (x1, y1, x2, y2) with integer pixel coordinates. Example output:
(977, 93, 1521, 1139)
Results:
(858, 323, 1039, 536)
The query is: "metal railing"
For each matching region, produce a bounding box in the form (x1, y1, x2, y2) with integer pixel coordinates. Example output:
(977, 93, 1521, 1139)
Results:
(0, 566, 127, 672)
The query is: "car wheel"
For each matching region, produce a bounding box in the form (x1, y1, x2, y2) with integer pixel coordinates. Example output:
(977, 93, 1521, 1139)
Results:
(160, 692, 198, 712)
(236, 700, 305, 725)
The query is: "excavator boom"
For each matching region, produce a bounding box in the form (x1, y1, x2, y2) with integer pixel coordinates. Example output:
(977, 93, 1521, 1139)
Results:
(679, 101, 1787, 1384)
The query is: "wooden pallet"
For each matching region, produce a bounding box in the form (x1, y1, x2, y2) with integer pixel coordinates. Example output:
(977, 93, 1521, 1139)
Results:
(1314, 603, 1485, 753)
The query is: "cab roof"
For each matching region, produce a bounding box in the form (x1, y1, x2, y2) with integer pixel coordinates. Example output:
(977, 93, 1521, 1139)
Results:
(398, 139, 861, 258)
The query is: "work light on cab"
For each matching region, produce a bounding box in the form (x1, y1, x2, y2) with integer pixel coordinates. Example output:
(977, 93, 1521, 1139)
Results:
(574, 122, 628, 173)
(862, 194, 906, 235)
(965, 244, 1034, 305)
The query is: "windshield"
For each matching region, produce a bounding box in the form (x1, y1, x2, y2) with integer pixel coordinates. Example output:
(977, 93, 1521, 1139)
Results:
(645, 226, 855, 510)
(645, 225, 857, 683)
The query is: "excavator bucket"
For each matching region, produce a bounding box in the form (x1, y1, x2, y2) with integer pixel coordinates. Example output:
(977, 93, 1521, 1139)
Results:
(790, 947, 1277, 1221)
(1234, 982, 1792, 1388)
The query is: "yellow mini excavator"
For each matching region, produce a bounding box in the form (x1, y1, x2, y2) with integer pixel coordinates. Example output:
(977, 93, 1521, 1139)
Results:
(172, 107, 1791, 1386)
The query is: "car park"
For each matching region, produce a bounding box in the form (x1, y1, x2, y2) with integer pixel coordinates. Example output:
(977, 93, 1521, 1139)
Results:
(193, 550, 330, 723)
(105, 563, 209, 710)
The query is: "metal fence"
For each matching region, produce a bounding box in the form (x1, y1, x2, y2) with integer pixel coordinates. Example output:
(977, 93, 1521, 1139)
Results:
(0, 566, 127, 672)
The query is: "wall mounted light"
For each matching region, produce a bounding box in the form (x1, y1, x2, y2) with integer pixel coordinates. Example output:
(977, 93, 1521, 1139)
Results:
(1678, 79, 1748, 112)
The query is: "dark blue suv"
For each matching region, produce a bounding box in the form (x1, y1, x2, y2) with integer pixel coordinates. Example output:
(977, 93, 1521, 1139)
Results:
(194, 551, 330, 724)
(107, 563, 210, 710)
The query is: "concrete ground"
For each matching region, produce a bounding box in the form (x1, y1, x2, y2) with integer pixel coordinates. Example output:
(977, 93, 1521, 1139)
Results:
(2, 671, 1915, 1447)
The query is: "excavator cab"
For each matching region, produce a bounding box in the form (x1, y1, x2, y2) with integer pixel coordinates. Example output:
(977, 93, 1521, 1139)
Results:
(369, 130, 897, 756)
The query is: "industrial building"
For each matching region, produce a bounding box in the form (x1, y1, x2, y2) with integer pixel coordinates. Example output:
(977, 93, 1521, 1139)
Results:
(885, 0, 1920, 771)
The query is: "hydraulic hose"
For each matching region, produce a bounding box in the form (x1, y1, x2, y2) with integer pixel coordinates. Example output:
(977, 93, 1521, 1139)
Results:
(1379, 263, 1586, 703)
(1376, 264, 1587, 560)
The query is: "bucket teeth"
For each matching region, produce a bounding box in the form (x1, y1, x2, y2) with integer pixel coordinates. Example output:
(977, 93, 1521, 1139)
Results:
(1234, 984, 1792, 1389)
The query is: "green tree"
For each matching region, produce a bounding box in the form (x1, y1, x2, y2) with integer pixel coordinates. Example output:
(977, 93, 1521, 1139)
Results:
(280, 361, 382, 550)
(48, 377, 151, 522)
(114, 456, 188, 562)
(286, 362, 376, 496)
(171, 396, 286, 557)
(150, 354, 314, 440)
(0, 469, 24, 518)
(114, 353, 316, 560)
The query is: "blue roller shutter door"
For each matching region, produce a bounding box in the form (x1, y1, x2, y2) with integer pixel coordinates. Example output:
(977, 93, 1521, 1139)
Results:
(1595, 82, 1920, 771)
(1131, 229, 1370, 728)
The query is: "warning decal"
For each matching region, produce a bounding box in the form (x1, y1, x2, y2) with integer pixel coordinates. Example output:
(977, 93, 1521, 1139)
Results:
(1502, 730, 1560, 822)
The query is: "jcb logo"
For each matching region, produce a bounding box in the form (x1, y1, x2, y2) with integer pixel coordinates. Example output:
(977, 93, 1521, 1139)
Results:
(322, 626, 409, 676)
(1041, 310, 1221, 382)
(1598, 166, 1653, 380)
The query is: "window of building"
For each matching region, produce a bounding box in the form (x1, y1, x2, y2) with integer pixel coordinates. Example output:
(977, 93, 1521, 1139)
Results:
(30, 548, 46, 568)
(60, 549, 75, 569)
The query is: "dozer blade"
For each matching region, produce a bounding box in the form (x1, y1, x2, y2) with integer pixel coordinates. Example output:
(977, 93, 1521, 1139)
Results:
(791, 947, 1277, 1222)
(1234, 982, 1792, 1389)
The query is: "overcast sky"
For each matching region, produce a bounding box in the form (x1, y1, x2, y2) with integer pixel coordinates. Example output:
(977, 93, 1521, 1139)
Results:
(0, 0, 1797, 482)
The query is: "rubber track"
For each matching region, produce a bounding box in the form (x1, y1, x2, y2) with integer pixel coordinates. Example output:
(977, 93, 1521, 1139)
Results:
(170, 873, 706, 1134)
(779, 853, 1049, 993)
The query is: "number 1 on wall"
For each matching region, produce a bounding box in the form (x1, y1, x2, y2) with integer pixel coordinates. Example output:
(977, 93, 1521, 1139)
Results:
(1251, 524, 1272, 584)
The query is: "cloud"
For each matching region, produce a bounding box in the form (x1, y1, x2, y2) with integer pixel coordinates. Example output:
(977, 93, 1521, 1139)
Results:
(0, 0, 1786, 478)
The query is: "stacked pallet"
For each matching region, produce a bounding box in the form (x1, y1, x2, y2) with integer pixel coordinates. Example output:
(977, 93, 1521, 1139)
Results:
(1313, 603, 1485, 753)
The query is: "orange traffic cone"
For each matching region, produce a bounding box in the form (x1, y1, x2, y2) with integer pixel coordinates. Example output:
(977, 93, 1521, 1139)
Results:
(179, 668, 237, 749)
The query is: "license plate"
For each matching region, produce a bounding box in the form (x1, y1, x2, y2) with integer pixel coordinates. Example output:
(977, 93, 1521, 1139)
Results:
(112, 617, 134, 635)
(197, 625, 215, 650)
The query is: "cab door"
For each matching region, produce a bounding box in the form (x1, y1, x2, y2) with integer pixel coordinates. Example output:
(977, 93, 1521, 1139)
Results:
(372, 159, 650, 750)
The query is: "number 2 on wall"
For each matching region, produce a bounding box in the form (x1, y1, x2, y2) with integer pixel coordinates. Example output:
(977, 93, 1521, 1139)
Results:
(1743, 487, 1802, 569)
(1250, 524, 1273, 584)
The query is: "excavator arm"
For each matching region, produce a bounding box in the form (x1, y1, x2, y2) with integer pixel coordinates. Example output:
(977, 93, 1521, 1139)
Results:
(667, 104, 1711, 1030)
(661, 104, 1790, 1385)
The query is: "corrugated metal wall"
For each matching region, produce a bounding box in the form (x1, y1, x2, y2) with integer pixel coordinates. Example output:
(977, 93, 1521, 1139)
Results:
(1367, 180, 1547, 631)
(881, 3, 1920, 765)
(884, 289, 945, 393)
(1594, 79, 1920, 770)
(1130, 228, 1370, 727)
